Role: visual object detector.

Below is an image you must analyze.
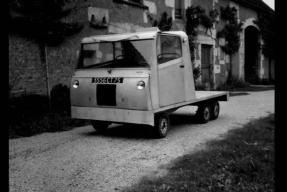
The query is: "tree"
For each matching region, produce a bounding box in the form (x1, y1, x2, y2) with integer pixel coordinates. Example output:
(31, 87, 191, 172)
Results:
(217, 6, 243, 80)
(9, 0, 83, 107)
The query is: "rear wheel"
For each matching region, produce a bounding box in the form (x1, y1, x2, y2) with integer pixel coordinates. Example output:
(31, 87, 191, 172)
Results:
(210, 101, 220, 120)
(91, 120, 110, 133)
(196, 103, 211, 123)
(154, 114, 170, 138)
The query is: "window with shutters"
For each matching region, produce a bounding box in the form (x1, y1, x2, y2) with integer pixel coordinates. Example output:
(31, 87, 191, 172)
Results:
(175, 0, 183, 19)
(113, 0, 148, 10)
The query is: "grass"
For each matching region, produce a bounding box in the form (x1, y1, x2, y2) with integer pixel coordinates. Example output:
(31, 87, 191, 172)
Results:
(216, 77, 274, 92)
(9, 111, 90, 139)
(195, 77, 274, 92)
(122, 114, 275, 192)
(229, 86, 274, 92)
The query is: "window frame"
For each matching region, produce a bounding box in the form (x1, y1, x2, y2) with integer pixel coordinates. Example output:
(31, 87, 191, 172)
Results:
(76, 39, 154, 69)
(157, 34, 183, 65)
(174, 0, 183, 19)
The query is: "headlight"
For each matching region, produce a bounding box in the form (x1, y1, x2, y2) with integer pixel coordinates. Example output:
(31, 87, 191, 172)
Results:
(137, 81, 145, 89)
(73, 80, 79, 88)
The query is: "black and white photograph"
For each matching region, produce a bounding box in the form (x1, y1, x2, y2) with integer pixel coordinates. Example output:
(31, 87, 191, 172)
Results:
(9, 0, 275, 191)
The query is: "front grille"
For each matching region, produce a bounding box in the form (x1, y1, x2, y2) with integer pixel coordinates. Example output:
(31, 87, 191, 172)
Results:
(97, 84, 116, 106)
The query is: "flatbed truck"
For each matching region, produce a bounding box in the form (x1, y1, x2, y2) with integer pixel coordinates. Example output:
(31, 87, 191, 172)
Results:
(70, 28, 229, 138)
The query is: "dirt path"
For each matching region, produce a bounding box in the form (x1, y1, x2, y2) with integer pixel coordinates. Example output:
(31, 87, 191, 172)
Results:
(9, 90, 274, 192)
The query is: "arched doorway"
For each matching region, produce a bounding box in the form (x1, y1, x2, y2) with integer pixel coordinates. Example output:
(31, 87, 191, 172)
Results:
(244, 26, 259, 82)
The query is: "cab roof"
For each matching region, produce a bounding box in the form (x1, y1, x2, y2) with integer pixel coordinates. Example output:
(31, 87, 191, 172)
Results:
(81, 27, 187, 44)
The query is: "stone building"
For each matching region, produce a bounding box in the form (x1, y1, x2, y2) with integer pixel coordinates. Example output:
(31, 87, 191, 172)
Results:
(9, 0, 274, 94)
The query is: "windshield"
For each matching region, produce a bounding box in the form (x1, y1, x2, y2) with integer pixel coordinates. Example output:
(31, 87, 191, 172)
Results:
(77, 40, 153, 69)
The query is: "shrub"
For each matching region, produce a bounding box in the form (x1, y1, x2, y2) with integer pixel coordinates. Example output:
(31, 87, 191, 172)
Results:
(9, 89, 89, 138)
(227, 77, 249, 88)
(195, 82, 206, 90)
(193, 64, 201, 82)
(248, 77, 274, 85)
(9, 93, 49, 137)
(50, 83, 71, 112)
(216, 77, 249, 91)
(9, 93, 49, 120)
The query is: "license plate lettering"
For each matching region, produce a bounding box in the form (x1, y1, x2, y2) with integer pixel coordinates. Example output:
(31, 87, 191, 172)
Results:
(92, 77, 123, 84)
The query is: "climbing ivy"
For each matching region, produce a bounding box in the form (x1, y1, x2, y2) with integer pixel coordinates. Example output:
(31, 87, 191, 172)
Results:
(253, 12, 274, 80)
(185, 5, 219, 38)
(201, 9, 219, 34)
(185, 5, 219, 81)
(147, 12, 172, 31)
(217, 6, 243, 79)
(253, 13, 275, 59)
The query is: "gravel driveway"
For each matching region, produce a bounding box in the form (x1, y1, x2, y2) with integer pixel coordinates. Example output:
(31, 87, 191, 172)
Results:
(9, 90, 274, 192)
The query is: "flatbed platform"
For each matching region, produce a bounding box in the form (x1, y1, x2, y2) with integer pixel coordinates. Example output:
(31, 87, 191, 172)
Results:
(153, 91, 229, 113)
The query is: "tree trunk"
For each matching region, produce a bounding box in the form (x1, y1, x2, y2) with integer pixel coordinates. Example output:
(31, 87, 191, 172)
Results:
(229, 54, 232, 79)
(268, 57, 272, 80)
(45, 43, 51, 109)
(40, 42, 51, 109)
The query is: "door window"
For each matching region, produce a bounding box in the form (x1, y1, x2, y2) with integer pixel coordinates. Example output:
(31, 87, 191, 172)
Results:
(157, 35, 182, 64)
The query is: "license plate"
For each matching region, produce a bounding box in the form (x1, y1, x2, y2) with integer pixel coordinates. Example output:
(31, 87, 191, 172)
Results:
(92, 77, 123, 84)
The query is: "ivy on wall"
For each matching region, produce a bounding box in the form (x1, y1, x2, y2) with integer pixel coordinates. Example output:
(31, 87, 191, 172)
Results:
(185, 5, 219, 82)
(147, 12, 173, 31)
(217, 6, 243, 79)
(253, 12, 275, 80)
(253, 13, 275, 59)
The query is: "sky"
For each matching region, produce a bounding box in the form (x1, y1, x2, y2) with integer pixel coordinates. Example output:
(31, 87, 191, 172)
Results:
(262, 0, 274, 10)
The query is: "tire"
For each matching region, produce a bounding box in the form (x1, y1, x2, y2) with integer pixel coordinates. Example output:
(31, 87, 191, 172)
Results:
(91, 120, 110, 133)
(196, 103, 211, 123)
(154, 114, 170, 138)
(210, 101, 220, 120)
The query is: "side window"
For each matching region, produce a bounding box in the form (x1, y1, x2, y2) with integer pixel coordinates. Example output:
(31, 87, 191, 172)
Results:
(157, 35, 182, 64)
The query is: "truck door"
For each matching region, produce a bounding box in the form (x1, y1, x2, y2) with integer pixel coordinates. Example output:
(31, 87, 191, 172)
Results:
(157, 34, 186, 107)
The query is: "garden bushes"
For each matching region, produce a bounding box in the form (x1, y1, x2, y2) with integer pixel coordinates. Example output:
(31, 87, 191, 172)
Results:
(9, 83, 89, 138)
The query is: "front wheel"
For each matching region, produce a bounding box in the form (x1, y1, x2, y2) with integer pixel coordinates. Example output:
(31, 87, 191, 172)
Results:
(196, 103, 211, 123)
(91, 120, 110, 133)
(154, 114, 170, 138)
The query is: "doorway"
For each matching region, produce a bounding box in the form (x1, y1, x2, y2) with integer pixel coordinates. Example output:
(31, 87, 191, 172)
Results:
(245, 26, 259, 82)
(201, 44, 212, 83)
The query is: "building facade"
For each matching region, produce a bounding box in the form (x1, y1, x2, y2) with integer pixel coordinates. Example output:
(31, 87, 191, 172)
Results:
(9, 0, 275, 94)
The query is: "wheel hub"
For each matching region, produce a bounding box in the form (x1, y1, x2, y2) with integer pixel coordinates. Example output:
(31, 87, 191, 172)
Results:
(160, 119, 168, 133)
(214, 105, 219, 116)
(204, 108, 210, 119)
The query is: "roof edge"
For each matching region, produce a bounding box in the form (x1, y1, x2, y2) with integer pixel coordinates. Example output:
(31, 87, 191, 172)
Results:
(231, 0, 274, 14)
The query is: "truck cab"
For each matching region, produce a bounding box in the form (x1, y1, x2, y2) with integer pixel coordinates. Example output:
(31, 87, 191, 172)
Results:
(71, 28, 228, 138)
